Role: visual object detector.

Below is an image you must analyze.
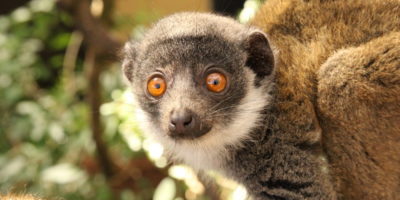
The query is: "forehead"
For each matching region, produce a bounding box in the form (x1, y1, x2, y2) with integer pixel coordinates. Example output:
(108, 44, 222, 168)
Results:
(140, 35, 245, 73)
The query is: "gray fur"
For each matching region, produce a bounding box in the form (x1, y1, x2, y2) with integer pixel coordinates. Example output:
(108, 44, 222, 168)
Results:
(122, 12, 334, 200)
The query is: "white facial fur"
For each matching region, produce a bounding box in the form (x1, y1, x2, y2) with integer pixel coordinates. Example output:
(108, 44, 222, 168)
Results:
(132, 68, 273, 172)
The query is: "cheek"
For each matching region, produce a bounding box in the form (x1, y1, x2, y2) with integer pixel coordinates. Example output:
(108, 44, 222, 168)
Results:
(207, 86, 247, 125)
(137, 95, 158, 115)
(133, 80, 161, 114)
(206, 102, 237, 126)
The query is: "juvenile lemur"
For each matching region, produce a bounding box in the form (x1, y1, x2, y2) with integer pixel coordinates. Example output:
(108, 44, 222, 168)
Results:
(122, 0, 400, 199)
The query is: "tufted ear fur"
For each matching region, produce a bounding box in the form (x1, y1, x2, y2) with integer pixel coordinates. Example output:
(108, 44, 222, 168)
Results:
(121, 41, 137, 82)
(243, 31, 275, 79)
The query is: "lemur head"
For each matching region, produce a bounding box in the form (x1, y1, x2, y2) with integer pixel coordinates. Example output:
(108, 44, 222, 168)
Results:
(122, 12, 275, 170)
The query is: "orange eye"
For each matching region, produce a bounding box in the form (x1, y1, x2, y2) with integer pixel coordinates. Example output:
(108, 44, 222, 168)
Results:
(206, 72, 227, 93)
(147, 76, 166, 97)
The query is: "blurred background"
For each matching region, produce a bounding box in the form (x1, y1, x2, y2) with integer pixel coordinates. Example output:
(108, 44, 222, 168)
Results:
(0, 0, 263, 199)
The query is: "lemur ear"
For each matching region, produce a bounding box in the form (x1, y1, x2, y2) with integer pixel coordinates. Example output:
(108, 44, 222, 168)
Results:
(121, 41, 137, 83)
(243, 31, 275, 79)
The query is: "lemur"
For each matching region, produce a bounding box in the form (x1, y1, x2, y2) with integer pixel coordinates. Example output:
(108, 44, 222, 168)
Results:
(122, 0, 400, 199)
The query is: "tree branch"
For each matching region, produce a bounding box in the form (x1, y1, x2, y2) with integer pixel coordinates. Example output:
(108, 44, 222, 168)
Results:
(57, 0, 122, 60)
(85, 47, 117, 178)
(58, 0, 121, 179)
(58, 0, 169, 197)
(0, 0, 30, 15)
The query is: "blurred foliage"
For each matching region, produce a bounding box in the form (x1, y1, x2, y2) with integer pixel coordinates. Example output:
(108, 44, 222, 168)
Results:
(0, 0, 262, 199)
(0, 0, 109, 199)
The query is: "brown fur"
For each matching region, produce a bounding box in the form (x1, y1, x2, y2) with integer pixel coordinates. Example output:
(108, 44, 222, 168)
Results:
(252, 0, 400, 199)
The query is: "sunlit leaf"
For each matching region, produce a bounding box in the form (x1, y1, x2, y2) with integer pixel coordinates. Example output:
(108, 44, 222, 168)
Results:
(41, 163, 86, 184)
(11, 7, 32, 23)
(153, 177, 176, 200)
(30, 0, 55, 13)
(0, 156, 26, 182)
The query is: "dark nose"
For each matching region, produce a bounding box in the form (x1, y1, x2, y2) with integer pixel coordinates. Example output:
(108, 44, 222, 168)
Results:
(168, 109, 212, 139)
(168, 109, 195, 136)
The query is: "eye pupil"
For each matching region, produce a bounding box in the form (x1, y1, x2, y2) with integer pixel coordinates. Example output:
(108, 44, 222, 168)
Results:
(147, 75, 166, 97)
(206, 72, 227, 93)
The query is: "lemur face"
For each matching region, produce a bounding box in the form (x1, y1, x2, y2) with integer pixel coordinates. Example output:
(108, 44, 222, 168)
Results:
(123, 13, 275, 170)
(133, 35, 248, 140)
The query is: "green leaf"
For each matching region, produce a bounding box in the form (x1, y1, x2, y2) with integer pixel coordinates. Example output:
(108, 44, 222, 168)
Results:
(49, 33, 71, 50)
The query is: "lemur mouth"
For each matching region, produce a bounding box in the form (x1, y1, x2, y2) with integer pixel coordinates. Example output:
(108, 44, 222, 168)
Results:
(168, 125, 212, 140)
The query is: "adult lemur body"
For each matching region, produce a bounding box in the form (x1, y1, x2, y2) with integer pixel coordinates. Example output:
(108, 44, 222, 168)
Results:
(122, 0, 400, 199)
